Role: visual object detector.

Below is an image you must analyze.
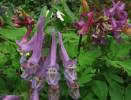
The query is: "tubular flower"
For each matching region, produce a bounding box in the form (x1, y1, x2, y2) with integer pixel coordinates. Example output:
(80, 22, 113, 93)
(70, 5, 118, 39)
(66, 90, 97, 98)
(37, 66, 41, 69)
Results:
(30, 89, 39, 100)
(92, 16, 112, 45)
(30, 57, 46, 91)
(2, 95, 20, 100)
(104, 1, 128, 41)
(58, 32, 80, 99)
(74, 11, 94, 35)
(27, 16, 45, 67)
(20, 16, 45, 79)
(45, 32, 60, 100)
(48, 86, 59, 100)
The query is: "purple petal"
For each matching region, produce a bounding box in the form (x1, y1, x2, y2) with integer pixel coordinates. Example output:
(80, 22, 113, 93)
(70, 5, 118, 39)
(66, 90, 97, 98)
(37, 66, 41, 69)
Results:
(113, 32, 121, 42)
(48, 87, 59, 100)
(46, 33, 60, 86)
(27, 16, 45, 65)
(16, 31, 37, 53)
(67, 82, 80, 100)
(30, 89, 39, 100)
(58, 32, 70, 63)
(21, 26, 32, 43)
(3, 95, 20, 100)
(50, 32, 57, 66)
(46, 66, 60, 86)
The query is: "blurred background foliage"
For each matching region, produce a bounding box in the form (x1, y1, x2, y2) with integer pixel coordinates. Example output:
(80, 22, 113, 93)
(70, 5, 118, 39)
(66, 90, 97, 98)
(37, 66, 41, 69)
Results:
(0, 0, 131, 100)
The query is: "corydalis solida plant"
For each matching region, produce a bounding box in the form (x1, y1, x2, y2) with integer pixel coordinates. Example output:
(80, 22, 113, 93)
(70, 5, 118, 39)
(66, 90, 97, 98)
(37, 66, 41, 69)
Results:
(16, 16, 80, 99)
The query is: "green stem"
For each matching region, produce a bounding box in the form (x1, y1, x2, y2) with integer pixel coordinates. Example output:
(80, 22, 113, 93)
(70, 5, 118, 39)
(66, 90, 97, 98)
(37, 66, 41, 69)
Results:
(77, 35, 82, 57)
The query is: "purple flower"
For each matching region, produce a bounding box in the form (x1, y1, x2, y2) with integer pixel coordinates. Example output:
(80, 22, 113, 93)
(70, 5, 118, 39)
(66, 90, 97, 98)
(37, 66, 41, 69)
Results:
(21, 25, 33, 44)
(27, 16, 45, 67)
(30, 57, 46, 91)
(45, 32, 60, 100)
(17, 16, 45, 65)
(74, 11, 94, 35)
(20, 16, 45, 79)
(58, 32, 80, 99)
(48, 87, 59, 100)
(30, 89, 39, 100)
(2, 95, 20, 100)
(104, 1, 128, 41)
(45, 32, 60, 86)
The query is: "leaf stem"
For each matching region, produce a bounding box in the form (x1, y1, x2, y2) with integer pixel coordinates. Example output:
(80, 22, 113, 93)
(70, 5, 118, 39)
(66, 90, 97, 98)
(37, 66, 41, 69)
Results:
(77, 35, 82, 57)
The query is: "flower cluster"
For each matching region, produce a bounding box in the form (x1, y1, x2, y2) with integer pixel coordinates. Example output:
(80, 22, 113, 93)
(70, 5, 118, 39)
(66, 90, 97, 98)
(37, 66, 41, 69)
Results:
(16, 16, 80, 100)
(75, 1, 130, 45)
(104, 1, 128, 41)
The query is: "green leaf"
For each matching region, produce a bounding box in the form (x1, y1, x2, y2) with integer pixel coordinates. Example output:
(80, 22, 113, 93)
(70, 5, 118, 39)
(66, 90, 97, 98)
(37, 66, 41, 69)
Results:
(108, 40, 131, 59)
(61, 0, 76, 23)
(107, 59, 131, 75)
(109, 82, 124, 100)
(0, 27, 26, 40)
(83, 92, 99, 100)
(92, 80, 108, 100)
(79, 67, 95, 86)
(78, 49, 101, 66)
(125, 84, 131, 100)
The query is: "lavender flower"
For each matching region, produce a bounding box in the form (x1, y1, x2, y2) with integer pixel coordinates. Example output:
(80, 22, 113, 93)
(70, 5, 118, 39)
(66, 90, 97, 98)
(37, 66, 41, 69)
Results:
(20, 16, 45, 79)
(48, 87, 59, 100)
(45, 32, 60, 100)
(30, 57, 46, 91)
(104, 1, 128, 41)
(2, 95, 20, 100)
(27, 16, 45, 67)
(46, 32, 60, 86)
(30, 89, 39, 100)
(58, 32, 80, 99)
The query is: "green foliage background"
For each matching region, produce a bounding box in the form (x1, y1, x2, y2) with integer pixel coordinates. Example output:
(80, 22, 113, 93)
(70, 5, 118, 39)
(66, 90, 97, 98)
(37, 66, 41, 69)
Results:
(0, 0, 131, 100)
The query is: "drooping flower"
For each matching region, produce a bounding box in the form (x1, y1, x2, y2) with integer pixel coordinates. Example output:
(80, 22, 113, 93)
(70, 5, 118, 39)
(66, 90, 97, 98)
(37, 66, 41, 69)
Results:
(58, 32, 80, 99)
(20, 16, 45, 79)
(2, 95, 20, 100)
(45, 32, 60, 100)
(27, 16, 45, 67)
(48, 87, 59, 100)
(74, 11, 94, 35)
(30, 57, 46, 91)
